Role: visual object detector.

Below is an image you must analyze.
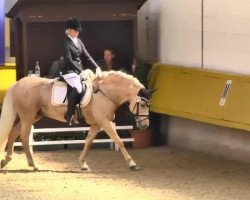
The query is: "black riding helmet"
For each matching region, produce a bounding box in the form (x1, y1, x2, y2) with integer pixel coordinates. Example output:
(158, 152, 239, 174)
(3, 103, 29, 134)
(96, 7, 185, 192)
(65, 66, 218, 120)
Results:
(65, 17, 82, 31)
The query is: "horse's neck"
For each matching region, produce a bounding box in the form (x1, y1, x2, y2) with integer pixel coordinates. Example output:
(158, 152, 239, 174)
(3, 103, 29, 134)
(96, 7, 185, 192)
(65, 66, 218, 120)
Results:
(101, 76, 139, 106)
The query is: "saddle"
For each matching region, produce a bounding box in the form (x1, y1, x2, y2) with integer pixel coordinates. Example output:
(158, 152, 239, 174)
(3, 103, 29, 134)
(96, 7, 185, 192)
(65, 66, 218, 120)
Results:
(51, 80, 93, 107)
(51, 69, 97, 107)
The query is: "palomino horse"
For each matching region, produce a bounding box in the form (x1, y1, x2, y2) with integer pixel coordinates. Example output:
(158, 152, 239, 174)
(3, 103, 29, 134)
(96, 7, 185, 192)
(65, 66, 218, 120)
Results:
(0, 70, 153, 171)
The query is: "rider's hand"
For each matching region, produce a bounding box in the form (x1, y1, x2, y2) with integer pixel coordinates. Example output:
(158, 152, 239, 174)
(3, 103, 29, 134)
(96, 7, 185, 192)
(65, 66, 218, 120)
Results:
(96, 67, 102, 77)
(80, 70, 87, 80)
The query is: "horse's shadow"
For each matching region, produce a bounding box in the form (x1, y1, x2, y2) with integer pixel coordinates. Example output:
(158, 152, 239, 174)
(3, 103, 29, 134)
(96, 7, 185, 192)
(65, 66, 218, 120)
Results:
(0, 167, 145, 174)
(0, 169, 85, 174)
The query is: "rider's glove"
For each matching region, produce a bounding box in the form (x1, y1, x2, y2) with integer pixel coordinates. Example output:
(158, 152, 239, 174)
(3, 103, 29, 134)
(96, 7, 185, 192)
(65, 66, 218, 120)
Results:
(80, 70, 87, 80)
(96, 67, 102, 77)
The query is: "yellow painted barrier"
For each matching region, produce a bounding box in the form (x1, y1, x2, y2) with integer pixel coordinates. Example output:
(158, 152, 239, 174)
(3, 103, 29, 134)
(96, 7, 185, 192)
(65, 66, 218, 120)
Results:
(148, 63, 250, 131)
(0, 66, 16, 109)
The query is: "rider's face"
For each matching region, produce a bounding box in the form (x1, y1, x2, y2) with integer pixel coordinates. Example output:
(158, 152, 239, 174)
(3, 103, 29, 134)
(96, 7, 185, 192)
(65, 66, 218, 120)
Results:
(69, 29, 79, 38)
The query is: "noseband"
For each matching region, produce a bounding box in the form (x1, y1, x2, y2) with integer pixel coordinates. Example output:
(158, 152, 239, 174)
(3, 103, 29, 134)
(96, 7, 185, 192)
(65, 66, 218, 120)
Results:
(132, 96, 151, 126)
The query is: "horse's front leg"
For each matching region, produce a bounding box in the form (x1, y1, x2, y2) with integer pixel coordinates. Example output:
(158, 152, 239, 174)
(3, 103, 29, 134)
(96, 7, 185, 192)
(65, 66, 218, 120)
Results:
(102, 121, 139, 171)
(79, 124, 100, 171)
(1, 122, 21, 168)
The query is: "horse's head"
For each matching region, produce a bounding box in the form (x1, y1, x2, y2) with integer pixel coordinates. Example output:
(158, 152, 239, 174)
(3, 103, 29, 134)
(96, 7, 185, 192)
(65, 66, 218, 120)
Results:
(129, 88, 156, 129)
(96, 71, 156, 129)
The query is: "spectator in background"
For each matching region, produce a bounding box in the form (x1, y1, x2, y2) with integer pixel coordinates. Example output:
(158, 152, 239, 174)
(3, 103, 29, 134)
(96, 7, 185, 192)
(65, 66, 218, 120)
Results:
(98, 48, 128, 73)
(47, 56, 64, 79)
(97, 48, 117, 71)
(131, 57, 136, 73)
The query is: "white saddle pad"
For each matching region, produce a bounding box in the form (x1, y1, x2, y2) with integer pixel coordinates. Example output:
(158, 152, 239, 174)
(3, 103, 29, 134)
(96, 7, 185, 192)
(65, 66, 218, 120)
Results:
(51, 81, 92, 107)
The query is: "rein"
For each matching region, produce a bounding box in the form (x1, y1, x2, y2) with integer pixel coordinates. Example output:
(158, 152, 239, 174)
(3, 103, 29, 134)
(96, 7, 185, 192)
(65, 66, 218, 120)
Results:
(95, 87, 150, 127)
(97, 87, 118, 106)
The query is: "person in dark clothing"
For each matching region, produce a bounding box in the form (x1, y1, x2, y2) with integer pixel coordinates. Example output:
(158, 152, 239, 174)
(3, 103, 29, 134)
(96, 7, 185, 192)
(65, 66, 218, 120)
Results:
(47, 57, 64, 79)
(98, 48, 117, 71)
(62, 17, 102, 125)
(97, 48, 128, 73)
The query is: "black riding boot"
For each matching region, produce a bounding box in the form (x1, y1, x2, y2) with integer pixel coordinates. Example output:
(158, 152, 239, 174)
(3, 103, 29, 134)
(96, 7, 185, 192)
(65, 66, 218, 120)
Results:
(64, 88, 80, 125)
(77, 83, 87, 124)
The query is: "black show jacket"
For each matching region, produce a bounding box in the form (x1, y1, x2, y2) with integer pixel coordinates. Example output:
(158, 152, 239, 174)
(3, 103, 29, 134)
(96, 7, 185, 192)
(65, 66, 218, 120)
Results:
(62, 36, 99, 74)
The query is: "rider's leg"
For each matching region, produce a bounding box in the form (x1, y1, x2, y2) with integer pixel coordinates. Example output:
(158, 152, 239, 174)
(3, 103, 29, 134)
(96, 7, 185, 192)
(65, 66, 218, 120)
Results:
(76, 83, 87, 124)
(65, 84, 87, 125)
(64, 87, 80, 125)
(63, 73, 83, 125)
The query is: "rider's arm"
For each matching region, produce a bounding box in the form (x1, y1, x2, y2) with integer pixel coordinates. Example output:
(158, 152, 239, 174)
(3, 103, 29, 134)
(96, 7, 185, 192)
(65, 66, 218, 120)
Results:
(79, 40, 100, 69)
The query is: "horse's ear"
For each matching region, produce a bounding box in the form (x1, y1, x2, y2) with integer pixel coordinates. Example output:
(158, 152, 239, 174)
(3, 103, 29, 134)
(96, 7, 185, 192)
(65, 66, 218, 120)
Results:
(138, 88, 157, 99)
(138, 88, 146, 97)
(149, 88, 157, 95)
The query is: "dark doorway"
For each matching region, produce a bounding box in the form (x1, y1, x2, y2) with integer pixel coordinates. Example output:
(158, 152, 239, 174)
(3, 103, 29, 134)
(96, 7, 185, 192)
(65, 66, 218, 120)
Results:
(26, 20, 134, 76)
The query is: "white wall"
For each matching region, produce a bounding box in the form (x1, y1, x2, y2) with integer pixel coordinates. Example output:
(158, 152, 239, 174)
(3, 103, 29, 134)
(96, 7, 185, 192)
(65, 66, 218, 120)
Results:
(138, 0, 250, 74)
(138, 0, 202, 67)
(159, 0, 202, 67)
(137, 1, 149, 60)
(138, 0, 162, 61)
(204, 0, 250, 74)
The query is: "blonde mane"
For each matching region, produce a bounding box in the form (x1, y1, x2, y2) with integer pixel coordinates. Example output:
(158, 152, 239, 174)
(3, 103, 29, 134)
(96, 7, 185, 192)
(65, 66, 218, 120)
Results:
(101, 70, 144, 88)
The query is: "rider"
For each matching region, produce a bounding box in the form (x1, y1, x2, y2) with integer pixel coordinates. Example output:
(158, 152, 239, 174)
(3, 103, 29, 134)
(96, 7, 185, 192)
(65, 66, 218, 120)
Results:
(62, 17, 102, 125)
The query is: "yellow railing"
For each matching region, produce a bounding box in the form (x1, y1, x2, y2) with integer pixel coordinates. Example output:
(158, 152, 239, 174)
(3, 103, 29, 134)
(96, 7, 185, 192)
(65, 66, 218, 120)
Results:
(0, 64, 16, 109)
(148, 63, 250, 131)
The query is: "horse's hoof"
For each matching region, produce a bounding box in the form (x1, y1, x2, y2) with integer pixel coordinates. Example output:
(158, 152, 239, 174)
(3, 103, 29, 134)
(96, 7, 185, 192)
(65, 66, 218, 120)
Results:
(81, 167, 91, 172)
(33, 167, 39, 171)
(129, 165, 140, 171)
(80, 162, 90, 172)
(1, 159, 6, 169)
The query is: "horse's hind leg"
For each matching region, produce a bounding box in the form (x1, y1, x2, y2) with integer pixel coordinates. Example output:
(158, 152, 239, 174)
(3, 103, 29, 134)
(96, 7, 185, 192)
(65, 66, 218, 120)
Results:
(79, 124, 100, 171)
(1, 122, 21, 168)
(102, 121, 139, 171)
(20, 120, 37, 170)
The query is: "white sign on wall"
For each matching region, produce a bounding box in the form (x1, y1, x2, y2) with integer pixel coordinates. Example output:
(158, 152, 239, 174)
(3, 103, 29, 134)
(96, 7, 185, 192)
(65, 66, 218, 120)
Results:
(219, 80, 232, 106)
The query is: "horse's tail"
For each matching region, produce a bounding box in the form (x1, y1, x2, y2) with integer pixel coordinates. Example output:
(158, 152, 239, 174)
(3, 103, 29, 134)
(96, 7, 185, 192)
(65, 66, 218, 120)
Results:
(0, 84, 17, 152)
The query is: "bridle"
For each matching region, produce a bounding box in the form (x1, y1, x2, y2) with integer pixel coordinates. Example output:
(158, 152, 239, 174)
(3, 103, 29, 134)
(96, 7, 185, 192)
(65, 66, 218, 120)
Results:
(96, 87, 151, 129)
(131, 96, 151, 129)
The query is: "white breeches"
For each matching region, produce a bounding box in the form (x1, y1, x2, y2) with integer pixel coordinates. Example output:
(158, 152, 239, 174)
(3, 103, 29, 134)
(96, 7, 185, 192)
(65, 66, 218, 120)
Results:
(62, 72, 82, 93)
